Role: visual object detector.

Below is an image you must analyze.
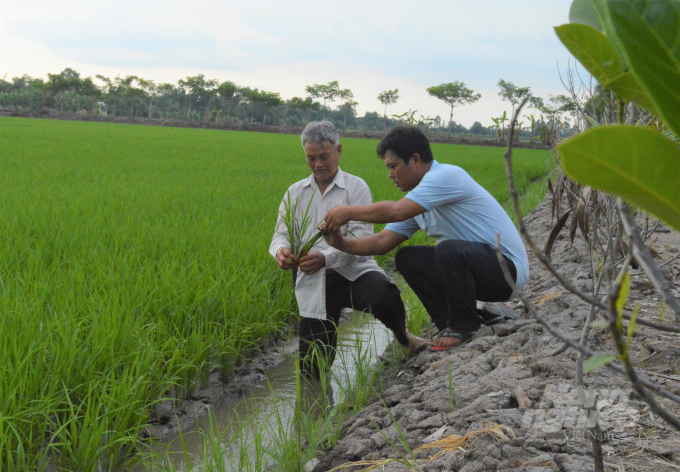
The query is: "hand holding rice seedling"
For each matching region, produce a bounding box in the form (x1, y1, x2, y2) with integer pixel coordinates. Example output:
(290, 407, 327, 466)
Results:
(280, 189, 325, 286)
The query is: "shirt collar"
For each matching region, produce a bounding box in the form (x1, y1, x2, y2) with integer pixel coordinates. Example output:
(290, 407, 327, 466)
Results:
(303, 168, 346, 190)
(430, 160, 440, 170)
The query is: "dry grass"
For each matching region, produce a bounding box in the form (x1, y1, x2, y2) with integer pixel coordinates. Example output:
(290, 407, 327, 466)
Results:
(534, 291, 564, 306)
(330, 424, 515, 471)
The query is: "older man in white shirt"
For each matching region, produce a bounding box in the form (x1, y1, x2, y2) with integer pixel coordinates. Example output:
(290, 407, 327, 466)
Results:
(270, 121, 428, 378)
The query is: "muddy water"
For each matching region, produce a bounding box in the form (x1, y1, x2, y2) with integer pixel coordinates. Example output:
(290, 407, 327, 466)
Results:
(155, 308, 395, 471)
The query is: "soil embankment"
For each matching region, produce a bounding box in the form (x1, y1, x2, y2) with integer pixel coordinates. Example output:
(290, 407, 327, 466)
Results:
(0, 109, 549, 150)
(310, 196, 680, 472)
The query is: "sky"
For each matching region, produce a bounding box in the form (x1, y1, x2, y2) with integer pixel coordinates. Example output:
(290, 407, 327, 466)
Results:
(0, 0, 576, 127)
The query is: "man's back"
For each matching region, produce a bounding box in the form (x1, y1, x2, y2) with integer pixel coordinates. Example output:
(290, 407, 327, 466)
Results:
(386, 161, 529, 289)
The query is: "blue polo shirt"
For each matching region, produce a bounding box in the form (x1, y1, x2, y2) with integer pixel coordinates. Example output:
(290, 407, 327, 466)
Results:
(385, 160, 529, 289)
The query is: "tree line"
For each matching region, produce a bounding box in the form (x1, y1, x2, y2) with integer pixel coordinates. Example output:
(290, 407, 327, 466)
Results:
(0, 68, 578, 139)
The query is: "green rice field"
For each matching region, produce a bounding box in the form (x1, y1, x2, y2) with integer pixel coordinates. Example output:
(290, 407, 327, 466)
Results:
(0, 117, 551, 470)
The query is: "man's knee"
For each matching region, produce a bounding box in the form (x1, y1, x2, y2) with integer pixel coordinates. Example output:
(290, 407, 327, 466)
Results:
(355, 271, 401, 308)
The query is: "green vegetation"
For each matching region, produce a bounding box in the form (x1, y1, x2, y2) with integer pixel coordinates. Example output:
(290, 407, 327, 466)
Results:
(0, 68, 570, 139)
(555, 0, 680, 232)
(427, 82, 481, 134)
(0, 116, 549, 470)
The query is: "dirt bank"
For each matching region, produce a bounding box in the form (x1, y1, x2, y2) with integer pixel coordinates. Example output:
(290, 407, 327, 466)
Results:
(310, 196, 680, 472)
(0, 109, 550, 150)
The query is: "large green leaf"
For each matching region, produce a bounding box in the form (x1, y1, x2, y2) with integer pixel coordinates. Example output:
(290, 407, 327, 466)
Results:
(555, 24, 622, 82)
(554, 23, 659, 115)
(558, 126, 680, 232)
(605, 0, 680, 136)
(569, 0, 606, 31)
(605, 72, 659, 114)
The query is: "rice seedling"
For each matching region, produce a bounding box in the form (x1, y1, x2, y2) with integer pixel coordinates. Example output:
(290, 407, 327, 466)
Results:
(280, 189, 324, 286)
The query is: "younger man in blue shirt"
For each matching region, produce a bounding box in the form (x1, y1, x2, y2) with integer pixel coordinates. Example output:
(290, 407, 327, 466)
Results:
(321, 126, 529, 351)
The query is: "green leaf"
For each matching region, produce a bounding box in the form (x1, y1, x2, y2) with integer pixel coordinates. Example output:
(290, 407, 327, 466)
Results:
(558, 126, 680, 232)
(569, 0, 606, 31)
(605, 72, 660, 116)
(605, 0, 680, 136)
(627, 303, 640, 345)
(616, 271, 631, 317)
(554, 23, 659, 115)
(555, 24, 622, 82)
(584, 353, 615, 374)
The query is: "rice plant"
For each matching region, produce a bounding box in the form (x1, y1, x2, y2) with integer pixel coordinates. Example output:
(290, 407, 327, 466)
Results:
(280, 189, 324, 286)
(0, 116, 549, 470)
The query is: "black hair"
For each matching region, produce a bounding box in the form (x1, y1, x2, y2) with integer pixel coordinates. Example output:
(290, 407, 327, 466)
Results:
(376, 125, 433, 164)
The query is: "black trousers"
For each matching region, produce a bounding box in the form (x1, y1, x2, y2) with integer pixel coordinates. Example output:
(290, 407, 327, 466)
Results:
(298, 271, 408, 378)
(395, 240, 517, 332)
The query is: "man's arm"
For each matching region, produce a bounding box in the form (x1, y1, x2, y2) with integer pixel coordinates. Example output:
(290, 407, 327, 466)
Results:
(316, 179, 382, 269)
(324, 197, 425, 232)
(324, 228, 407, 256)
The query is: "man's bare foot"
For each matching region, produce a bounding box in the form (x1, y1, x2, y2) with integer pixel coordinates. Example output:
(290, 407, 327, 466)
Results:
(406, 330, 431, 354)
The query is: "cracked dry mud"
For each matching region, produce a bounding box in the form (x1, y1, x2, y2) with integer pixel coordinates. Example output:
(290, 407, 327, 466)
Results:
(310, 196, 680, 472)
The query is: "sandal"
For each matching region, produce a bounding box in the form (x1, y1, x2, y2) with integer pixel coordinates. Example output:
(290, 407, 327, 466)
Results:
(479, 303, 518, 326)
(427, 330, 475, 352)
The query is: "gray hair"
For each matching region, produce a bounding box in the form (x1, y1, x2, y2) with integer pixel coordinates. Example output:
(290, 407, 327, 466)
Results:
(301, 121, 340, 147)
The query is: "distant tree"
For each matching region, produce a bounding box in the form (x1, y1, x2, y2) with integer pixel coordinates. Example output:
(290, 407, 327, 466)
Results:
(357, 111, 386, 131)
(470, 121, 485, 135)
(305, 81, 342, 119)
(218, 81, 238, 119)
(237, 86, 258, 122)
(257, 90, 283, 125)
(95, 75, 120, 115)
(290, 96, 320, 123)
(377, 89, 399, 132)
(529, 96, 544, 115)
(138, 78, 157, 119)
(497, 79, 531, 117)
(113, 75, 139, 117)
(44, 70, 78, 112)
(75, 77, 100, 112)
(178, 74, 217, 119)
(59, 68, 80, 81)
(339, 95, 358, 131)
(426, 82, 481, 134)
(202, 79, 219, 121)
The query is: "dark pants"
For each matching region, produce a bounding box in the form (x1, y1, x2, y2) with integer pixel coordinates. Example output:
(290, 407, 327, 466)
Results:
(298, 271, 408, 378)
(395, 240, 517, 332)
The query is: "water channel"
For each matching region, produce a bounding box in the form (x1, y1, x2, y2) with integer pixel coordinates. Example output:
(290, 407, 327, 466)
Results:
(151, 307, 396, 471)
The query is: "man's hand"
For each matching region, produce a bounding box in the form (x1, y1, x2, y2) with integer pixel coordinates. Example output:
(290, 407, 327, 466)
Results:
(324, 205, 352, 232)
(321, 226, 344, 249)
(298, 251, 326, 275)
(276, 247, 297, 270)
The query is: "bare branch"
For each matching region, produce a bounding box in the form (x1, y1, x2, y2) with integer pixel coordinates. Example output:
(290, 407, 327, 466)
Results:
(504, 97, 608, 309)
(607, 282, 680, 431)
(502, 98, 680, 334)
(493, 234, 680, 405)
(617, 199, 680, 322)
(659, 251, 680, 269)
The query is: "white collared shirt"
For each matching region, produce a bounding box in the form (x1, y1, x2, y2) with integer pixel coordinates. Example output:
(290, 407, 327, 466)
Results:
(270, 168, 383, 319)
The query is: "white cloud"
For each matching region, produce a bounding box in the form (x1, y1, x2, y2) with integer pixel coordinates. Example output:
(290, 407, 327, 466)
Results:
(1, 0, 574, 126)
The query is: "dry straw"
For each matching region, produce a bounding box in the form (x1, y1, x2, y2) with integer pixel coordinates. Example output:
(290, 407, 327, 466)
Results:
(330, 423, 514, 471)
